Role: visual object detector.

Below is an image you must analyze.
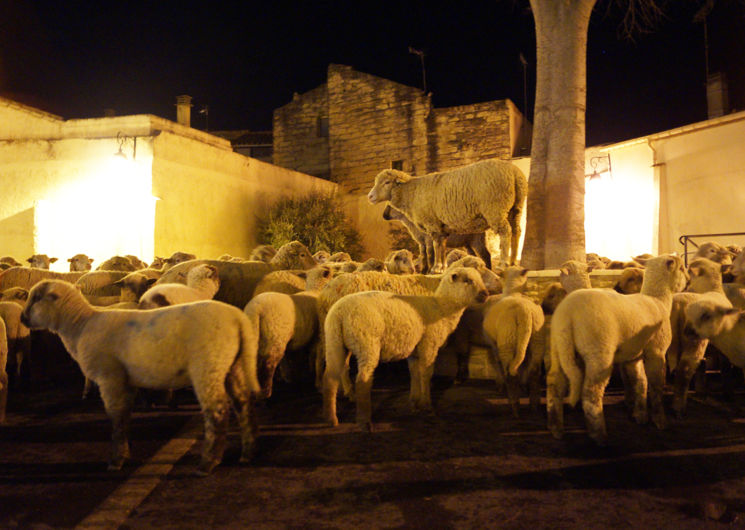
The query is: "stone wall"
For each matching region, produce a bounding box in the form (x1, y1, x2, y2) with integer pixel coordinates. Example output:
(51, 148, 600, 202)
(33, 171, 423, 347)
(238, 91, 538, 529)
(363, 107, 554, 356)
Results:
(273, 85, 330, 180)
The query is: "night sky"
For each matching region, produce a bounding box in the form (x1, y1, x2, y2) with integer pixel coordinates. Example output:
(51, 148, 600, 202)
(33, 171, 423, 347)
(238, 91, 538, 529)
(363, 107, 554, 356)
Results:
(1, 1, 743, 146)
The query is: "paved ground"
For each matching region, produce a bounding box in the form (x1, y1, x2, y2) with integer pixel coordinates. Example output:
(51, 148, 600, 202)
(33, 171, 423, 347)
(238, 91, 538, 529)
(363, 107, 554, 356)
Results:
(4, 365, 745, 529)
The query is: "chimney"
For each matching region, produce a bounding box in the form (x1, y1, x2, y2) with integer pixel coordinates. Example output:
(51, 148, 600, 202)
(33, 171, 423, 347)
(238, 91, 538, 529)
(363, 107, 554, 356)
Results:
(176, 95, 193, 127)
(706, 72, 730, 119)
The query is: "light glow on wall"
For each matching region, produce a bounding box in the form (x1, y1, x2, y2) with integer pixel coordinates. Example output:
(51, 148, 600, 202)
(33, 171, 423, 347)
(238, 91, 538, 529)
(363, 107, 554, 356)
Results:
(35, 148, 157, 271)
(584, 148, 657, 260)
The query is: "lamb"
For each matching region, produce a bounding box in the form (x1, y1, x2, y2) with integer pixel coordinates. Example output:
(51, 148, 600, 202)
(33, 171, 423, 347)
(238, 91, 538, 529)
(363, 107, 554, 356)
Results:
(149, 256, 167, 269)
(140, 264, 220, 309)
(613, 267, 645, 294)
(0, 300, 31, 387)
(75, 270, 130, 298)
(357, 258, 385, 272)
(313, 250, 331, 264)
(96, 255, 137, 272)
(68, 254, 94, 272)
(322, 267, 489, 430)
(248, 245, 277, 263)
(382, 204, 492, 273)
(685, 300, 745, 367)
(155, 241, 318, 309)
(482, 268, 545, 416)
(558, 260, 593, 292)
(546, 254, 688, 445)
(161, 251, 198, 271)
(667, 257, 731, 416)
(384, 249, 416, 275)
(445, 249, 470, 269)
(0, 267, 86, 292)
(244, 265, 335, 398)
(328, 252, 352, 262)
(27, 254, 58, 269)
(368, 158, 527, 272)
(125, 255, 148, 270)
(21, 279, 260, 475)
(112, 269, 163, 303)
(1, 287, 28, 304)
(0, 257, 22, 267)
(692, 242, 734, 265)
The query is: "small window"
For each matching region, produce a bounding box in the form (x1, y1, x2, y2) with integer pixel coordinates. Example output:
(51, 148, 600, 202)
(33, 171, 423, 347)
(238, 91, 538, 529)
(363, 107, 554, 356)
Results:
(391, 160, 404, 170)
(317, 116, 329, 138)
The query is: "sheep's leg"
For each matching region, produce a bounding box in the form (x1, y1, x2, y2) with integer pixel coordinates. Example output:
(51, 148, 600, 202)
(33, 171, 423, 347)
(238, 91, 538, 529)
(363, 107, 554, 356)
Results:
(197, 397, 230, 476)
(525, 342, 544, 412)
(0, 369, 7, 423)
(643, 350, 668, 431)
(257, 346, 284, 399)
(98, 377, 136, 471)
(407, 357, 422, 408)
(507, 206, 522, 267)
(485, 345, 505, 393)
(672, 340, 708, 417)
(226, 365, 258, 464)
(497, 347, 521, 417)
(322, 369, 340, 427)
(620, 359, 648, 425)
(582, 363, 613, 446)
(355, 352, 378, 431)
(430, 235, 448, 274)
(415, 359, 436, 412)
(492, 215, 512, 266)
(546, 367, 567, 439)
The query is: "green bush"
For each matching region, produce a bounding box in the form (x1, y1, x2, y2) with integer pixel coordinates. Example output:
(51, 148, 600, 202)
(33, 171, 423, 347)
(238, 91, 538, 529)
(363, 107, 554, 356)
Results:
(259, 193, 365, 260)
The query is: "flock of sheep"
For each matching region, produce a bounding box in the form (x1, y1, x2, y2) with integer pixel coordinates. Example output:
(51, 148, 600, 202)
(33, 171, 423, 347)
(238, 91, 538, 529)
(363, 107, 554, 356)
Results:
(1, 158, 744, 477)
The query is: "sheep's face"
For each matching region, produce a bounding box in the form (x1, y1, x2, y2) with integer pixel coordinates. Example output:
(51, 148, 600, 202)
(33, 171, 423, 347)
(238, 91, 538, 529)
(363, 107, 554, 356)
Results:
(386, 250, 415, 274)
(162, 252, 197, 271)
(21, 280, 69, 331)
(273, 241, 317, 270)
(1, 287, 29, 306)
(68, 254, 94, 272)
(686, 258, 721, 294)
(685, 300, 743, 340)
(444, 249, 469, 269)
(447, 255, 501, 294)
(116, 273, 156, 302)
(502, 266, 529, 293)
(187, 264, 220, 289)
(150, 257, 167, 269)
(27, 254, 57, 269)
(99, 255, 137, 272)
(437, 267, 489, 304)
(695, 242, 732, 265)
(613, 268, 644, 294)
(541, 283, 567, 315)
(313, 250, 330, 264)
(328, 252, 352, 263)
(367, 169, 408, 204)
(125, 255, 147, 270)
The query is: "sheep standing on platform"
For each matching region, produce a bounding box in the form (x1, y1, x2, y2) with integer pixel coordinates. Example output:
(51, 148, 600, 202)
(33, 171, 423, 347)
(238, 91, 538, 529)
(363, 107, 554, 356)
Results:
(382, 204, 492, 273)
(368, 159, 527, 272)
(322, 267, 489, 430)
(21, 280, 260, 475)
(547, 254, 688, 445)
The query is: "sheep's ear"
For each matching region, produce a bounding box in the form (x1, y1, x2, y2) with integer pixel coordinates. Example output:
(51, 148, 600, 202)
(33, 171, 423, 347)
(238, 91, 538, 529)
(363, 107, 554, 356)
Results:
(559, 267, 568, 275)
(50, 257, 58, 263)
(147, 278, 158, 287)
(520, 268, 529, 277)
(15, 290, 28, 301)
(665, 257, 677, 271)
(89, 258, 95, 264)
(297, 271, 308, 279)
(67, 258, 73, 262)
(450, 272, 459, 282)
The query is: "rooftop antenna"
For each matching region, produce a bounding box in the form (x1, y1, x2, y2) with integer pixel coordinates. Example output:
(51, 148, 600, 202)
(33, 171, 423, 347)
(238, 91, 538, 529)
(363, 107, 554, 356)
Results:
(408, 46, 427, 93)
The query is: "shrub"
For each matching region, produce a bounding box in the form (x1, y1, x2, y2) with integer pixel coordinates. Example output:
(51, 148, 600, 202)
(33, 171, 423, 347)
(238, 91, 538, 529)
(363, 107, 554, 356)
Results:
(259, 193, 365, 260)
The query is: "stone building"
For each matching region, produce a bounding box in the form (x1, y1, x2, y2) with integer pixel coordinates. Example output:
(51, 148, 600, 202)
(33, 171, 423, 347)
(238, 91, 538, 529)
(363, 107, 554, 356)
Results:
(273, 64, 532, 194)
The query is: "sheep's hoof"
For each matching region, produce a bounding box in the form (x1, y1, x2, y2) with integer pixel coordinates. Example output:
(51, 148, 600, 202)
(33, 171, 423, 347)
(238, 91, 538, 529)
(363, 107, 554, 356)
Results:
(195, 460, 219, 477)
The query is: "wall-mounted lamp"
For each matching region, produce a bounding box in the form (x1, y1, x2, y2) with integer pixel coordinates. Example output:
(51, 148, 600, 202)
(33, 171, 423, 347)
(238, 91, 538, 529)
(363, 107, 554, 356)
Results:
(586, 153, 612, 180)
(114, 132, 137, 160)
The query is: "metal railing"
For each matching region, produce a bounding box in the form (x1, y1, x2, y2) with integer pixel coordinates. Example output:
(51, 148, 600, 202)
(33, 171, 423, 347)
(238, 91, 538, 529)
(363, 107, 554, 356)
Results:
(678, 232, 745, 266)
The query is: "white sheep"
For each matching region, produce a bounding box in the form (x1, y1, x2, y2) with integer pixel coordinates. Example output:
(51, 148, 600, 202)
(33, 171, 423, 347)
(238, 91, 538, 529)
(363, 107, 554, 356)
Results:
(547, 254, 688, 445)
(252, 270, 308, 297)
(0, 257, 22, 268)
(96, 255, 137, 272)
(161, 251, 198, 271)
(27, 254, 58, 269)
(667, 258, 731, 416)
(613, 267, 645, 294)
(368, 159, 527, 272)
(0, 267, 86, 292)
(685, 301, 745, 367)
(382, 204, 492, 273)
(244, 265, 335, 398)
(125, 255, 148, 270)
(315, 256, 501, 391)
(328, 252, 352, 263)
(0, 300, 31, 388)
(21, 279, 260, 475)
(322, 267, 489, 430)
(112, 269, 162, 303)
(482, 268, 545, 417)
(384, 249, 416, 275)
(357, 258, 386, 272)
(68, 254, 94, 272)
(140, 264, 220, 309)
(313, 250, 331, 264)
(75, 270, 130, 298)
(155, 241, 317, 309)
(692, 242, 735, 265)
